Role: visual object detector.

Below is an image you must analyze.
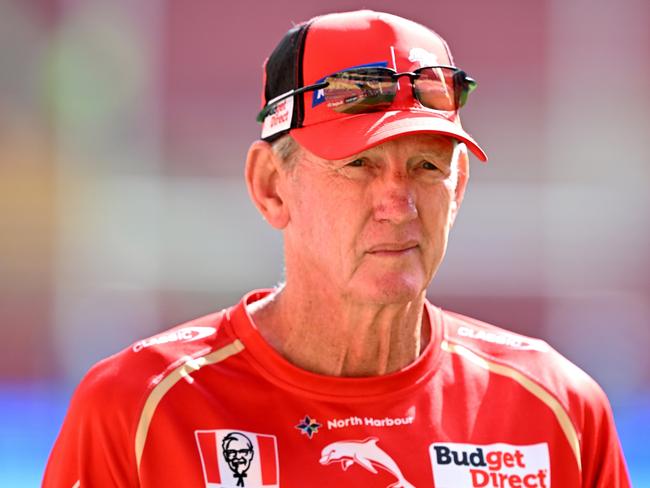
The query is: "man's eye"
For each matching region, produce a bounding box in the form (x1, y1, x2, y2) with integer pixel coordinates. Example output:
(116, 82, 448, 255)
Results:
(346, 158, 365, 167)
(422, 161, 439, 171)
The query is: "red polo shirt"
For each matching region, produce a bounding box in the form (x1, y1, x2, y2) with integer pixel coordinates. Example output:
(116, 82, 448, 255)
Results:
(44, 290, 630, 487)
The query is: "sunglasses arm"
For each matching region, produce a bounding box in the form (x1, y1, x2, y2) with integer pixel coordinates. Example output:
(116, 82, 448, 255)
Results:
(257, 81, 329, 122)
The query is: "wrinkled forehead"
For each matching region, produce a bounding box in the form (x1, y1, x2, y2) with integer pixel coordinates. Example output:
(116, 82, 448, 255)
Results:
(302, 11, 453, 85)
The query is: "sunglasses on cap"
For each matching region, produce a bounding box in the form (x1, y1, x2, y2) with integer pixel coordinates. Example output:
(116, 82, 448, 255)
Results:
(257, 65, 477, 122)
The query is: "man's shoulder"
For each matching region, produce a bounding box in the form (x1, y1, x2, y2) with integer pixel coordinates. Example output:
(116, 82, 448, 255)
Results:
(441, 309, 552, 357)
(75, 309, 235, 409)
(44, 307, 246, 486)
(439, 309, 608, 412)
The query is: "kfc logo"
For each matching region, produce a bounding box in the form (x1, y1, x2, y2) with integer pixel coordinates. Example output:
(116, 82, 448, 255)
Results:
(222, 432, 254, 486)
(195, 430, 279, 488)
(320, 437, 415, 488)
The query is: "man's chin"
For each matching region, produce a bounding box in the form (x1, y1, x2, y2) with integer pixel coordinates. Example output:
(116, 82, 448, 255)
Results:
(350, 275, 428, 305)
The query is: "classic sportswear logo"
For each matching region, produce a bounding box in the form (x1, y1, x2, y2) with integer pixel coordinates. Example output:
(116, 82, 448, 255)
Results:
(195, 429, 279, 488)
(132, 326, 216, 352)
(429, 442, 550, 488)
(320, 438, 415, 488)
(456, 326, 550, 352)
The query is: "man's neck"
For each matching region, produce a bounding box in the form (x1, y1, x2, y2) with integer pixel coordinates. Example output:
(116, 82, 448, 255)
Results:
(248, 284, 431, 377)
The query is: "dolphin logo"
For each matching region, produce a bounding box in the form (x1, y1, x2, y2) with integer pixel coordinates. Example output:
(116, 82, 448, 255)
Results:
(319, 438, 415, 488)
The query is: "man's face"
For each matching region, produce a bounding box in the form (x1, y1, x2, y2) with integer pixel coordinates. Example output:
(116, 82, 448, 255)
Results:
(223, 437, 253, 474)
(280, 133, 466, 305)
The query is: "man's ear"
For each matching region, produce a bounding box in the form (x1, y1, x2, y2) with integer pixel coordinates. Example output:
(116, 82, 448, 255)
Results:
(245, 140, 290, 229)
(450, 143, 470, 226)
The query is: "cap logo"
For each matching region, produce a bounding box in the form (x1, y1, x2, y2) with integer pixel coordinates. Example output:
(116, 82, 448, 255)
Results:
(408, 47, 439, 68)
(261, 97, 294, 139)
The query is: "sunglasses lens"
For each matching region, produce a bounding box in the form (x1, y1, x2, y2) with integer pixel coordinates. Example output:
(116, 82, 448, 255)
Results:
(324, 69, 396, 114)
(458, 76, 477, 108)
(413, 67, 461, 111)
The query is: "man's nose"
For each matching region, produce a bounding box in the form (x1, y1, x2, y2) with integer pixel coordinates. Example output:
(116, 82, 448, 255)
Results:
(371, 170, 418, 224)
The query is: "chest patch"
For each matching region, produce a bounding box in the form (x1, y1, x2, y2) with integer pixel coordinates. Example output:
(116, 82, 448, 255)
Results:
(429, 442, 550, 487)
(195, 429, 279, 487)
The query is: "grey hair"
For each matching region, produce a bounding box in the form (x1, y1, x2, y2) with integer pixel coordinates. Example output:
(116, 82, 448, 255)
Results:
(271, 134, 301, 169)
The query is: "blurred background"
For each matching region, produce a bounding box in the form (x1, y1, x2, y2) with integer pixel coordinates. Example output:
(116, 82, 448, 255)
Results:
(1, 0, 648, 485)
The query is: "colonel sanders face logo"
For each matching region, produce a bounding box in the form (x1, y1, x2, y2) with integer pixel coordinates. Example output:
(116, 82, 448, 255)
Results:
(222, 432, 254, 486)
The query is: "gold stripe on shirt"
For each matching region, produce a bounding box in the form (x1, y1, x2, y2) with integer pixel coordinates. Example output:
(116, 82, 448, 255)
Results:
(134, 339, 245, 478)
(441, 339, 581, 472)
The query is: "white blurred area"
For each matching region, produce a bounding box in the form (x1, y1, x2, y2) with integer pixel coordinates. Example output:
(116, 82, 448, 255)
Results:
(0, 0, 648, 402)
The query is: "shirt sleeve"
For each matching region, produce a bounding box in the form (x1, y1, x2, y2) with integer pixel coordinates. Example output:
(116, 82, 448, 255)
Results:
(578, 380, 631, 488)
(42, 361, 141, 487)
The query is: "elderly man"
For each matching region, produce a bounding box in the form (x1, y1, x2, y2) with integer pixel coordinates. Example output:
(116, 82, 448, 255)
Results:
(44, 10, 630, 488)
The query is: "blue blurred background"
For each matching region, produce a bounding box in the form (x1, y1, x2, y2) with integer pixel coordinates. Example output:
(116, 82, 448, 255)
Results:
(1, 0, 648, 486)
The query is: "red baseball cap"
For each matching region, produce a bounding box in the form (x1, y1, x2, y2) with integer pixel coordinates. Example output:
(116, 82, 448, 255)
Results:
(258, 10, 487, 162)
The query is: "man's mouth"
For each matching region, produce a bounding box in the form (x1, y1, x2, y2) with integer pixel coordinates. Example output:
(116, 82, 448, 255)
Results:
(367, 241, 419, 256)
